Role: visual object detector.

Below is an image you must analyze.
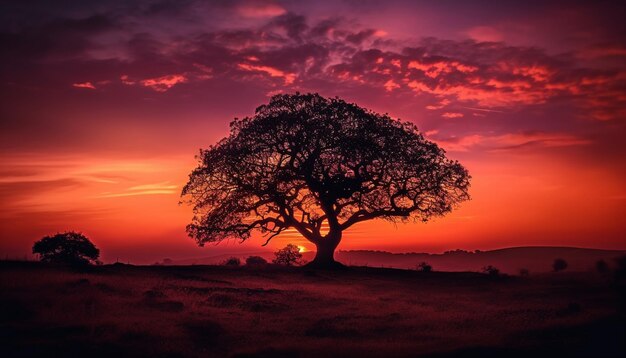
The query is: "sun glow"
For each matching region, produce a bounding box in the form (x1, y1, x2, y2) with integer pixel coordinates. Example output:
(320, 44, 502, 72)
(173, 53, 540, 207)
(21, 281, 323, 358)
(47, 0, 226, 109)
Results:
(297, 245, 307, 253)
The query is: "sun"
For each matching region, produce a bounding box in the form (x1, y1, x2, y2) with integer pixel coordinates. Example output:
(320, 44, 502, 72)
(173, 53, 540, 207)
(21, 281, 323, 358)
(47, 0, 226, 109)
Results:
(297, 245, 307, 253)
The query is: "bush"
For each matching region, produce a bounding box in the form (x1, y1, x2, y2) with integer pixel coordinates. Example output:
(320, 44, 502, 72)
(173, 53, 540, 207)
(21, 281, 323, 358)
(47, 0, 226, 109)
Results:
(614, 255, 626, 282)
(553, 258, 568, 272)
(482, 265, 500, 276)
(595, 260, 609, 274)
(246, 256, 268, 266)
(32, 231, 99, 266)
(223, 257, 241, 266)
(416, 262, 432, 272)
(273, 244, 303, 266)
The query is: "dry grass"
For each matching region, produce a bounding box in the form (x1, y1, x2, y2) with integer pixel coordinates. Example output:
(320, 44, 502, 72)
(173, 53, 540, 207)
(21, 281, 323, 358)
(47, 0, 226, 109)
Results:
(0, 261, 624, 357)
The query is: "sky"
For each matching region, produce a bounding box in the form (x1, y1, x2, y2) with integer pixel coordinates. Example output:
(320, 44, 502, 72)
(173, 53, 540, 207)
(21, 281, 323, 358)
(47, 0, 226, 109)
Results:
(1, 0, 625, 263)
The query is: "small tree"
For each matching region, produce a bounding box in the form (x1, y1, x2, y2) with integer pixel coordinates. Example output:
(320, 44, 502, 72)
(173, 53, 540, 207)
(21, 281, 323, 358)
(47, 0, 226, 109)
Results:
(223, 257, 241, 266)
(482, 265, 500, 276)
(32, 231, 99, 266)
(553, 258, 568, 272)
(595, 260, 609, 274)
(417, 262, 432, 272)
(273, 244, 303, 266)
(246, 256, 268, 266)
(615, 255, 626, 282)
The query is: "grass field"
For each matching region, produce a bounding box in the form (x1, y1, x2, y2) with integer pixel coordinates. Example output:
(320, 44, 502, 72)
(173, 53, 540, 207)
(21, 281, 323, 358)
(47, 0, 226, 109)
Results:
(1, 261, 624, 357)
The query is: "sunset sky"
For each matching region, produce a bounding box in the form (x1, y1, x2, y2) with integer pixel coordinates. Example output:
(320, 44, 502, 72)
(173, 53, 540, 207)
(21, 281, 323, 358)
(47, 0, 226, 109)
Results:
(1, 0, 625, 263)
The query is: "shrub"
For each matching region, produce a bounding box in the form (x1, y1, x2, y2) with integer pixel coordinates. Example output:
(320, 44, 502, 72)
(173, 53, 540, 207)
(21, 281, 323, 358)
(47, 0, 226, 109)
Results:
(416, 262, 432, 272)
(245, 256, 268, 266)
(595, 260, 609, 274)
(614, 255, 626, 282)
(32, 231, 99, 266)
(482, 265, 500, 276)
(553, 258, 568, 272)
(223, 257, 241, 266)
(273, 244, 303, 266)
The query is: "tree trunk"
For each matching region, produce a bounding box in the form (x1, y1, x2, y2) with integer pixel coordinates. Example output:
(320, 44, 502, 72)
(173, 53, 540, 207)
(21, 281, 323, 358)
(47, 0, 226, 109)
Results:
(306, 231, 346, 269)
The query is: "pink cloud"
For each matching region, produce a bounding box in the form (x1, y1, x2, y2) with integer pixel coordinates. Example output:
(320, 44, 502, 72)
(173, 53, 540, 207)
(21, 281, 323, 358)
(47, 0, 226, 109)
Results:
(140, 74, 187, 92)
(442, 112, 464, 118)
(408, 60, 477, 78)
(238, 63, 296, 85)
(465, 26, 504, 42)
(236, 1, 286, 18)
(73, 82, 95, 89)
(431, 134, 484, 152)
(426, 99, 451, 110)
(430, 132, 591, 152)
(383, 79, 400, 92)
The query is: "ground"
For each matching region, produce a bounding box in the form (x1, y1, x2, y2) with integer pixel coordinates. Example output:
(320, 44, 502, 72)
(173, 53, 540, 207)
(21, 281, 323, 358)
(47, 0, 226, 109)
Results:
(1, 261, 624, 357)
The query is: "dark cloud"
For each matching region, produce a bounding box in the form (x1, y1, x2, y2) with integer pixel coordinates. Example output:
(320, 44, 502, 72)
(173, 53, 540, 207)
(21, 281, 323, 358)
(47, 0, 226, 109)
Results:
(0, 0, 624, 158)
(268, 13, 308, 42)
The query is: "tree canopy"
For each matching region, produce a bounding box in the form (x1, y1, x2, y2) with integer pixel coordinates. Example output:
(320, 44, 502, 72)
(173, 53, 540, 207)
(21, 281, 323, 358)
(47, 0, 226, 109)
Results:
(273, 244, 304, 266)
(182, 93, 470, 268)
(32, 231, 100, 265)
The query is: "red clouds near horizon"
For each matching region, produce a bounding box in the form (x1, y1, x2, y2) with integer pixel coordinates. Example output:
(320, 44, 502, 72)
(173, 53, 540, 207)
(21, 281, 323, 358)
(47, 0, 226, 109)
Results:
(1, 0, 625, 263)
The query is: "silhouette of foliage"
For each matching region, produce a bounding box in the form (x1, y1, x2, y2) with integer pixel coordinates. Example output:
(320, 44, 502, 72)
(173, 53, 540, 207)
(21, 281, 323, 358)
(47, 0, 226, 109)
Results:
(273, 244, 303, 266)
(613, 255, 626, 282)
(482, 265, 500, 276)
(595, 260, 609, 274)
(553, 258, 568, 272)
(246, 256, 268, 266)
(32, 231, 99, 266)
(182, 93, 470, 268)
(417, 262, 432, 272)
(223, 257, 241, 266)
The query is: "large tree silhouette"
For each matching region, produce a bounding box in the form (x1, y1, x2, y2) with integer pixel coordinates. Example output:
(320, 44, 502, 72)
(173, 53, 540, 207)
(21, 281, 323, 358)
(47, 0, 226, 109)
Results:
(182, 93, 470, 268)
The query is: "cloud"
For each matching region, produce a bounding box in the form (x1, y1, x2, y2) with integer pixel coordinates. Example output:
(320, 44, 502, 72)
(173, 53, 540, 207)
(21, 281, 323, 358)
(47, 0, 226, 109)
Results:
(5, 6, 621, 121)
(235, 1, 286, 18)
(428, 131, 591, 152)
(238, 63, 296, 84)
(96, 181, 178, 198)
(96, 189, 177, 198)
(73, 82, 95, 89)
(465, 26, 504, 42)
(1, 2, 624, 162)
(383, 79, 400, 92)
(128, 182, 178, 191)
(442, 112, 464, 118)
(0, 178, 83, 207)
(140, 74, 187, 92)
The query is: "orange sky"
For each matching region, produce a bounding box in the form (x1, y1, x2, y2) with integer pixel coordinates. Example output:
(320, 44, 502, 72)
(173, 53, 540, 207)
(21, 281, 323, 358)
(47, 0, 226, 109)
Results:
(0, 0, 625, 263)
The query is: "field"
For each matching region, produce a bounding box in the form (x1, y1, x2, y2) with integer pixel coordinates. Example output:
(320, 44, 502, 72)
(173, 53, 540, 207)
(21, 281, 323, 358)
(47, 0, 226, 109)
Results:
(1, 262, 624, 357)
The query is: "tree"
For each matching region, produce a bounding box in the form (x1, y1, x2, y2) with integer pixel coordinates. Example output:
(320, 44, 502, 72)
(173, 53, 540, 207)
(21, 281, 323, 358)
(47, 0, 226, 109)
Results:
(246, 256, 268, 266)
(32, 231, 100, 266)
(595, 260, 609, 274)
(553, 258, 568, 272)
(181, 93, 471, 268)
(417, 262, 432, 272)
(482, 265, 500, 276)
(222, 257, 241, 266)
(273, 244, 303, 266)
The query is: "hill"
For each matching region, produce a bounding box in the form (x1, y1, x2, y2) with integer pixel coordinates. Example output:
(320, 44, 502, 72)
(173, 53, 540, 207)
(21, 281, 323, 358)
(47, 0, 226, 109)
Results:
(165, 246, 625, 274)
